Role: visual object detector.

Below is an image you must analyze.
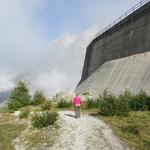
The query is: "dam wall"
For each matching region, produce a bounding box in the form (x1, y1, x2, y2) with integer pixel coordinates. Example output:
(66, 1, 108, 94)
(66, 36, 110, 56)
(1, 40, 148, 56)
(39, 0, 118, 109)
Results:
(76, 1, 150, 97)
(76, 52, 150, 98)
(80, 1, 150, 83)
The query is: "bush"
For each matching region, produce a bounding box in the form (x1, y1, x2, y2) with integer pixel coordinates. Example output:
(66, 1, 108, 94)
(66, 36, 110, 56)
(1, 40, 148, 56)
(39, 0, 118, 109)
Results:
(99, 90, 117, 116)
(122, 89, 134, 102)
(57, 99, 72, 108)
(119, 89, 150, 111)
(98, 89, 150, 116)
(32, 112, 59, 128)
(82, 91, 90, 96)
(99, 90, 129, 116)
(85, 99, 99, 109)
(8, 81, 31, 112)
(129, 90, 150, 111)
(31, 90, 46, 106)
(146, 96, 150, 111)
(19, 109, 30, 119)
(115, 95, 130, 116)
(41, 101, 52, 111)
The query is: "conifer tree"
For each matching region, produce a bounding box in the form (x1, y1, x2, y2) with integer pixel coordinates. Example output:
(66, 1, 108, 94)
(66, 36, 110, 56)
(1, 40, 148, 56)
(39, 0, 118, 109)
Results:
(8, 81, 31, 111)
(32, 90, 46, 106)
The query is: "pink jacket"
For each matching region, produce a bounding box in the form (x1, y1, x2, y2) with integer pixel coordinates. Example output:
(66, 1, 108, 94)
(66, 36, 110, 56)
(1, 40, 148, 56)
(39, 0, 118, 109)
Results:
(73, 96, 82, 106)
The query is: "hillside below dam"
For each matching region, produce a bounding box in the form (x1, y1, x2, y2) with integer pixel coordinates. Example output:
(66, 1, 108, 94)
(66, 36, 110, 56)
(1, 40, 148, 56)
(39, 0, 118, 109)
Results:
(76, 0, 150, 98)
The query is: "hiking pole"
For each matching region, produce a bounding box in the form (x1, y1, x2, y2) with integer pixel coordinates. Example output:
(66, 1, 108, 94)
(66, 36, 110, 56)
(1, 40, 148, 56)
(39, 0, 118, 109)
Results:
(81, 101, 84, 116)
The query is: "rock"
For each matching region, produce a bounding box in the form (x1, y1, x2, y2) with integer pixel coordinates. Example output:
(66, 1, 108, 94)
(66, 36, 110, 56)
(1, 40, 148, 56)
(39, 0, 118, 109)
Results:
(13, 111, 21, 117)
(54, 91, 75, 102)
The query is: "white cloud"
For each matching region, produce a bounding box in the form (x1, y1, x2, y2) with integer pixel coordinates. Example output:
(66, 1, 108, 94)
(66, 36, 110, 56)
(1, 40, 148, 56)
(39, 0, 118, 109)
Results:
(0, 67, 16, 92)
(31, 25, 98, 97)
(30, 68, 71, 97)
(0, 0, 47, 71)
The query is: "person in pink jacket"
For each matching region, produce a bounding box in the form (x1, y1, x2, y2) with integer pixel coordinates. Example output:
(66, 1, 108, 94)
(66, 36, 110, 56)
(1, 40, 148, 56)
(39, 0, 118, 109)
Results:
(73, 93, 82, 118)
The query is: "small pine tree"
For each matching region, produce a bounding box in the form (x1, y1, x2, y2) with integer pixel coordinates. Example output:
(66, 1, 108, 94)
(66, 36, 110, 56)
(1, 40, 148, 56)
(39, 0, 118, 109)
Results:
(31, 90, 46, 106)
(8, 81, 31, 111)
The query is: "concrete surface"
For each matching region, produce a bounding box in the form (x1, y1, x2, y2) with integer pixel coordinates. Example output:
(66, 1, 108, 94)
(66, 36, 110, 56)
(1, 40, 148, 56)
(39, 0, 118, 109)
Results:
(76, 52, 150, 98)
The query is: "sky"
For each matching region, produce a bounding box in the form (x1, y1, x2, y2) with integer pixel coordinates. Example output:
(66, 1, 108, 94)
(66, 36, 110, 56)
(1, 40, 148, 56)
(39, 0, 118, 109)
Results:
(37, 0, 141, 40)
(0, 0, 140, 71)
(0, 0, 142, 97)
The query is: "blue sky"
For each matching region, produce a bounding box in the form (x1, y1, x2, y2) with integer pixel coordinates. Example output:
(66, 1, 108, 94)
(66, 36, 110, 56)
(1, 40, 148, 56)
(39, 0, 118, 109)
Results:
(35, 0, 140, 40)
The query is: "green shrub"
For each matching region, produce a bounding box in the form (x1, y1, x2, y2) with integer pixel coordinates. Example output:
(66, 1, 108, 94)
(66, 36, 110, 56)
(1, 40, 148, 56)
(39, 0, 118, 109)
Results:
(120, 89, 150, 111)
(146, 96, 150, 111)
(116, 95, 130, 116)
(8, 81, 31, 112)
(85, 99, 99, 109)
(31, 90, 46, 106)
(41, 101, 52, 111)
(99, 90, 117, 116)
(19, 109, 30, 119)
(99, 90, 129, 116)
(99, 89, 150, 116)
(57, 99, 72, 108)
(82, 91, 90, 96)
(32, 112, 59, 128)
(129, 90, 149, 111)
(122, 89, 134, 102)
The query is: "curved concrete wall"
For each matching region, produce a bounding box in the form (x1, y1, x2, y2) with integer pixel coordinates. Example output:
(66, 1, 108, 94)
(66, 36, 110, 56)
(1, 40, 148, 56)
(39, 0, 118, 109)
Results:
(80, 2, 150, 83)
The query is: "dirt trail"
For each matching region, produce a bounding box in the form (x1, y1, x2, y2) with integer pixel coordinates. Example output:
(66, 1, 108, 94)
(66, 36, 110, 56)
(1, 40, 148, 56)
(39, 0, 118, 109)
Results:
(48, 111, 129, 150)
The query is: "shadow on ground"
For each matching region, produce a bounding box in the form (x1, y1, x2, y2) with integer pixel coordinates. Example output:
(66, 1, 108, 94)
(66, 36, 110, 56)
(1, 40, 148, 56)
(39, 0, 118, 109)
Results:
(64, 114, 76, 119)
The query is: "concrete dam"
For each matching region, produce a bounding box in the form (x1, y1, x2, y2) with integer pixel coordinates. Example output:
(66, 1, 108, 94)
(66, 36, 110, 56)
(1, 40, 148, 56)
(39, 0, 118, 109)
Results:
(76, 0, 150, 98)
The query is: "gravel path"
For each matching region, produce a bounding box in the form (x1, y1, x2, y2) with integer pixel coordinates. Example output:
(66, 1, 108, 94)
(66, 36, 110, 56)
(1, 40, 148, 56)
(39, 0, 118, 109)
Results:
(48, 111, 129, 150)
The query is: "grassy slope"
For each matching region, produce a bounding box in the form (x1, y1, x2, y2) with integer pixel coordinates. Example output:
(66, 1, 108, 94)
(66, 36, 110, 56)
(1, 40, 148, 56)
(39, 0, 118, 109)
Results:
(99, 111, 150, 150)
(0, 107, 26, 150)
(0, 105, 59, 150)
(1, 103, 149, 150)
(0, 124, 26, 150)
(25, 124, 59, 150)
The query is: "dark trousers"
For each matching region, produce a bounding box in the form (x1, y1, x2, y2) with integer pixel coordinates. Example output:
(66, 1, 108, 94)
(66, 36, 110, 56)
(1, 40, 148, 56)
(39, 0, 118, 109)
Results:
(75, 106, 80, 118)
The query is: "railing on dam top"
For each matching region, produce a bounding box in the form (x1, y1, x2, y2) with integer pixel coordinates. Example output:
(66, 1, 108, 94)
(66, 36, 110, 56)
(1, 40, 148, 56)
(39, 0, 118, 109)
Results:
(95, 0, 150, 38)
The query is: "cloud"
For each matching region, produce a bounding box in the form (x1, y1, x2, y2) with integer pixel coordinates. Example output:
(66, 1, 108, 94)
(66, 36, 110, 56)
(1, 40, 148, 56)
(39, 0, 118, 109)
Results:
(0, 24, 98, 99)
(0, 67, 16, 92)
(30, 25, 99, 97)
(0, 0, 47, 71)
(30, 68, 72, 97)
